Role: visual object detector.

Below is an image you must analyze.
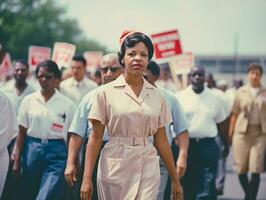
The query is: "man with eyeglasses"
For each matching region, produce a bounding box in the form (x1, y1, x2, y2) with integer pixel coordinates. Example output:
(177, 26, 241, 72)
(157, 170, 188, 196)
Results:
(60, 55, 98, 104)
(64, 53, 123, 200)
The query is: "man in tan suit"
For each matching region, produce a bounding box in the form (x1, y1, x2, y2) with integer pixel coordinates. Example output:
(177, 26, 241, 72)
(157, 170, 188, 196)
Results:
(229, 63, 266, 200)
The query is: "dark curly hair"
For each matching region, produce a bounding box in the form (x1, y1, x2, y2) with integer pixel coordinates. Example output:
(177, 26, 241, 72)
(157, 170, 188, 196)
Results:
(118, 32, 154, 67)
(35, 60, 61, 79)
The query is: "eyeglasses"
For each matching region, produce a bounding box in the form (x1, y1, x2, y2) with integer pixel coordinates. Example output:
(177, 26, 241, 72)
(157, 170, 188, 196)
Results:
(100, 66, 121, 73)
(37, 74, 54, 80)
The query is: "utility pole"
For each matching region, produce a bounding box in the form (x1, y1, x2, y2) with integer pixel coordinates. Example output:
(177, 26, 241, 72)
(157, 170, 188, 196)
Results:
(234, 33, 239, 78)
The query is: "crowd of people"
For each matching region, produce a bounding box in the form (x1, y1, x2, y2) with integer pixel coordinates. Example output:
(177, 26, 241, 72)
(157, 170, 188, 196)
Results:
(0, 32, 265, 200)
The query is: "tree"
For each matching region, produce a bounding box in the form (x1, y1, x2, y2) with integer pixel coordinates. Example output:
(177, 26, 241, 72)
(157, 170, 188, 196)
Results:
(0, 0, 107, 60)
(75, 37, 107, 54)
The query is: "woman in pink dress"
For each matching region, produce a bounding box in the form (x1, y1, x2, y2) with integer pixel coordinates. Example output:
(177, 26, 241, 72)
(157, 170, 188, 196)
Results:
(80, 31, 183, 200)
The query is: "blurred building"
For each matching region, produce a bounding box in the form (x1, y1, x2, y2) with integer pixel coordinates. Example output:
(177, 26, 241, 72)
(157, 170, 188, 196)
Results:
(195, 55, 266, 86)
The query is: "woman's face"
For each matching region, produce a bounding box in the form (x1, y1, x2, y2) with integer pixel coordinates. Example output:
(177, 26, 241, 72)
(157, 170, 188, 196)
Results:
(37, 66, 56, 92)
(123, 42, 149, 76)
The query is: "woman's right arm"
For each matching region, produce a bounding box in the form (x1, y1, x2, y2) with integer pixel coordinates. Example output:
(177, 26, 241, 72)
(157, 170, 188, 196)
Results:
(80, 120, 104, 200)
(229, 90, 241, 145)
(228, 114, 238, 145)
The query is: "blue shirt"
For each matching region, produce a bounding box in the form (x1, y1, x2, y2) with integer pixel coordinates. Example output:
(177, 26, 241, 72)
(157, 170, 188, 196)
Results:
(68, 86, 109, 141)
(158, 86, 188, 144)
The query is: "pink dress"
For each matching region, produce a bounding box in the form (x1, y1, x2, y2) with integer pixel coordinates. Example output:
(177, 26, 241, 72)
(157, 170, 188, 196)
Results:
(89, 74, 172, 200)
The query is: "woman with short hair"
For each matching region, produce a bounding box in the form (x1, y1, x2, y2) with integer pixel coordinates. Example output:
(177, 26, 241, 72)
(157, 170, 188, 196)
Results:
(80, 31, 183, 200)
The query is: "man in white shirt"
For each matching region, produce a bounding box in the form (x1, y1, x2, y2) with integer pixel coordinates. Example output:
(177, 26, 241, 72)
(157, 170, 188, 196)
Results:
(1, 59, 36, 112)
(60, 55, 98, 104)
(0, 91, 17, 199)
(176, 66, 229, 200)
(1, 59, 36, 200)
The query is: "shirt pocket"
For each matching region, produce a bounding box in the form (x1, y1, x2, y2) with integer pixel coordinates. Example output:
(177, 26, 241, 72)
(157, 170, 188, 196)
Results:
(239, 94, 252, 110)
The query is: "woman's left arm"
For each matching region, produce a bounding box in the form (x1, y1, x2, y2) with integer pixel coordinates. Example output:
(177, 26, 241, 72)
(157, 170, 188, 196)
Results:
(154, 127, 183, 200)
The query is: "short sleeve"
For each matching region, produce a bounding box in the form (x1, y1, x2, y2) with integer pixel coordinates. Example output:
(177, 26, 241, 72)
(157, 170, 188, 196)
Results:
(68, 97, 90, 138)
(0, 93, 18, 151)
(221, 94, 231, 117)
(88, 90, 107, 126)
(214, 98, 227, 123)
(171, 96, 188, 135)
(69, 101, 77, 120)
(18, 96, 29, 128)
(158, 97, 172, 128)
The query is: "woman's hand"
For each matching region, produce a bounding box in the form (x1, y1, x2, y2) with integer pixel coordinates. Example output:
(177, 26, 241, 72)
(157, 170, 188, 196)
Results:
(64, 163, 77, 187)
(172, 180, 184, 200)
(80, 179, 93, 200)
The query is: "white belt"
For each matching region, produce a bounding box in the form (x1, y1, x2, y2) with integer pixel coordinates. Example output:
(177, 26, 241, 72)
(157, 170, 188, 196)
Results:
(109, 137, 150, 146)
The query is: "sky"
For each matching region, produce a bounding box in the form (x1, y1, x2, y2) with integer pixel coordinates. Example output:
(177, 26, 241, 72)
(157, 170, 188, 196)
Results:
(58, 0, 266, 56)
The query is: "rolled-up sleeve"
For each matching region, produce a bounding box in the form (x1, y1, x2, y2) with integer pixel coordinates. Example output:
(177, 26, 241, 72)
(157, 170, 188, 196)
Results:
(68, 98, 89, 138)
(18, 96, 29, 128)
(214, 98, 227, 123)
(158, 98, 172, 128)
(88, 90, 107, 126)
(0, 93, 18, 152)
(171, 96, 188, 135)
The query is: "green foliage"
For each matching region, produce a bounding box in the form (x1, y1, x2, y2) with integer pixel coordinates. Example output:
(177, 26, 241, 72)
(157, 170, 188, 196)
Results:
(76, 37, 107, 55)
(0, 0, 106, 60)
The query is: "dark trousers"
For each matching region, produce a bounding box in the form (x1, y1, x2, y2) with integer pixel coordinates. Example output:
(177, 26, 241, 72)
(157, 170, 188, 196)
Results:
(1, 138, 22, 200)
(163, 139, 179, 200)
(181, 138, 219, 200)
(22, 136, 67, 200)
(215, 134, 226, 194)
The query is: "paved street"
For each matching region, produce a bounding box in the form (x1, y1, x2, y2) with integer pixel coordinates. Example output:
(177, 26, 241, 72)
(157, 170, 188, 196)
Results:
(218, 150, 266, 200)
